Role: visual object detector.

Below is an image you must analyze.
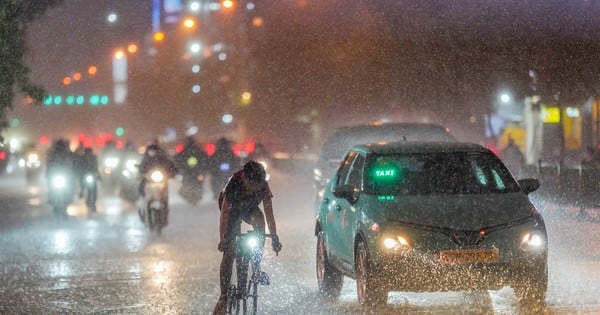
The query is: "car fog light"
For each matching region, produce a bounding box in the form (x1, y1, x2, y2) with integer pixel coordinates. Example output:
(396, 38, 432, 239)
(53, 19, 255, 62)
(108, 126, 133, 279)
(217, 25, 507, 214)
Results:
(520, 232, 545, 250)
(383, 236, 410, 251)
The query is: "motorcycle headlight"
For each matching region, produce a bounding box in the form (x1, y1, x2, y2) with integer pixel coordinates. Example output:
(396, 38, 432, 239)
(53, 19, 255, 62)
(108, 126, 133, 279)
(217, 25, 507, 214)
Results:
(219, 162, 231, 171)
(520, 232, 546, 251)
(150, 170, 165, 183)
(52, 175, 66, 189)
(85, 174, 95, 184)
(104, 157, 119, 169)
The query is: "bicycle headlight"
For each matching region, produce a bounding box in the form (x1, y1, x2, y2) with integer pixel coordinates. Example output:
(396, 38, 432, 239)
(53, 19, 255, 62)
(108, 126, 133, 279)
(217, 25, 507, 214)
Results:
(247, 236, 259, 250)
(150, 170, 165, 183)
(520, 232, 545, 251)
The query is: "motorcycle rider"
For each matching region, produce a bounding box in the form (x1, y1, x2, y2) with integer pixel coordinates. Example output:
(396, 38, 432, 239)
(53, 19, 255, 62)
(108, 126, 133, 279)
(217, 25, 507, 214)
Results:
(175, 136, 208, 178)
(175, 136, 209, 201)
(78, 147, 100, 212)
(208, 137, 240, 199)
(137, 143, 178, 198)
(212, 160, 282, 315)
(46, 139, 77, 209)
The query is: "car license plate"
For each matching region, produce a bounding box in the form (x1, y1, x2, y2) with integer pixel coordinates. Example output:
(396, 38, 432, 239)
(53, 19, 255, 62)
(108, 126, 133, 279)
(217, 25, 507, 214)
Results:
(439, 248, 499, 264)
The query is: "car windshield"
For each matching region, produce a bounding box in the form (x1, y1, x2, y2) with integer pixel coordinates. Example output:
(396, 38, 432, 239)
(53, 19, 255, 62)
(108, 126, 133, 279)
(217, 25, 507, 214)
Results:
(365, 152, 520, 195)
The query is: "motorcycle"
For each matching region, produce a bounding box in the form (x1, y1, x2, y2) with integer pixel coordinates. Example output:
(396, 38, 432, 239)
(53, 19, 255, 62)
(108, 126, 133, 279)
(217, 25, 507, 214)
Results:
(47, 167, 75, 218)
(139, 167, 169, 235)
(178, 155, 205, 204)
(24, 152, 42, 184)
(81, 172, 98, 213)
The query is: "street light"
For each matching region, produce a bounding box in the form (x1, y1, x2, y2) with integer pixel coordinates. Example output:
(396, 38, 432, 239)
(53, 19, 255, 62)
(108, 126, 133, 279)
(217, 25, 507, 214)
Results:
(222, 0, 235, 9)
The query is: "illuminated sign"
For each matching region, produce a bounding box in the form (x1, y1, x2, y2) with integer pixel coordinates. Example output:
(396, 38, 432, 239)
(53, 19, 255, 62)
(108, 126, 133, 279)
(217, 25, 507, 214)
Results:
(542, 106, 560, 123)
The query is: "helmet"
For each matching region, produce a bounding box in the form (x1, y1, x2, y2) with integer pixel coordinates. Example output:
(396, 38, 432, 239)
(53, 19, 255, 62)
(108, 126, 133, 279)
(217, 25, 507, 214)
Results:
(145, 144, 160, 157)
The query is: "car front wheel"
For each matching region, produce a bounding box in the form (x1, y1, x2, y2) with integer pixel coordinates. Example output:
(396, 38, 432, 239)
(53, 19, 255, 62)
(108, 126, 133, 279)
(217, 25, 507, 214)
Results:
(355, 240, 387, 306)
(316, 231, 343, 300)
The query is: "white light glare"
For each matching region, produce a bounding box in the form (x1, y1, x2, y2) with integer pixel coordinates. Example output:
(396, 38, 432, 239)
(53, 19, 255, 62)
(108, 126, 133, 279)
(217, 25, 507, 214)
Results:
(150, 170, 165, 182)
(52, 175, 66, 189)
(192, 85, 201, 94)
(192, 65, 201, 73)
(190, 43, 202, 54)
(383, 236, 409, 250)
(189, 1, 201, 12)
(247, 237, 259, 249)
(521, 233, 544, 249)
(222, 114, 233, 124)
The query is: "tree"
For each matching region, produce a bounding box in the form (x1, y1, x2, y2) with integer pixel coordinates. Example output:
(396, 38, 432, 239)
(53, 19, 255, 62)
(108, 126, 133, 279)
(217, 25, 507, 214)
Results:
(0, 0, 63, 131)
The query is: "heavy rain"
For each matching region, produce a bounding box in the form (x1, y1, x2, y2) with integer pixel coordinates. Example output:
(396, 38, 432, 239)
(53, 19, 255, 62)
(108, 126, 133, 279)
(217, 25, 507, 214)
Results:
(1, 1, 600, 314)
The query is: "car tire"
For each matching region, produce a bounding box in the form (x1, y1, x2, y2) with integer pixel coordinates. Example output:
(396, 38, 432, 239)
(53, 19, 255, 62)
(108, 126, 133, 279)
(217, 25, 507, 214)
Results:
(316, 231, 343, 300)
(513, 264, 547, 309)
(355, 240, 387, 306)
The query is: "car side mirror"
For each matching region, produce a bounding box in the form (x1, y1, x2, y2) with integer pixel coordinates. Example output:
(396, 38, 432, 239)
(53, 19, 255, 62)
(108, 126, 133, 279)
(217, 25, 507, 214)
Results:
(518, 178, 540, 194)
(332, 184, 359, 203)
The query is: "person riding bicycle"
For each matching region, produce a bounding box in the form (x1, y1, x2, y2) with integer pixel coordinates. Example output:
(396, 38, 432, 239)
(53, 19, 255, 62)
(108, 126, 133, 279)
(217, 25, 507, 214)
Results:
(213, 160, 282, 315)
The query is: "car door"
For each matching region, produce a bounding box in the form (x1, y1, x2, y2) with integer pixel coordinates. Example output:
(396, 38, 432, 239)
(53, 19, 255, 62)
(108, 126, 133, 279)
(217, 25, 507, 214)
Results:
(324, 151, 357, 261)
(337, 153, 365, 263)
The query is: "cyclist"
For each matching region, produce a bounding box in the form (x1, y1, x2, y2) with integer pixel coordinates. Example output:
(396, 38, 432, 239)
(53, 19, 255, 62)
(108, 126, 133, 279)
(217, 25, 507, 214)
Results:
(212, 160, 282, 315)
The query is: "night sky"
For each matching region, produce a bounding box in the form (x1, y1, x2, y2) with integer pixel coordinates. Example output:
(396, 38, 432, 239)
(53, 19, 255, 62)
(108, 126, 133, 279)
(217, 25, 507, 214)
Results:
(15, 0, 600, 146)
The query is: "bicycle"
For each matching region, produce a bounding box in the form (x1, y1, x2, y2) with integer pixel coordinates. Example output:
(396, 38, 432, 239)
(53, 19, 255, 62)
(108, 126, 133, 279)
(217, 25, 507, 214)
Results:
(226, 230, 279, 315)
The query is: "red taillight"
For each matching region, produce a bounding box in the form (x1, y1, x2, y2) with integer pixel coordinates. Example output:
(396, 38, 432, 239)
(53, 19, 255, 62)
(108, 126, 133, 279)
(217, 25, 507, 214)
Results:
(0, 151, 6, 160)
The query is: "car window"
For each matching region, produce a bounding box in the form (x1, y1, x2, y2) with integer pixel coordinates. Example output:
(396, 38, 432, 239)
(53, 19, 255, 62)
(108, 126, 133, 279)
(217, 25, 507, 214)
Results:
(364, 152, 520, 195)
(345, 154, 365, 189)
(336, 150, 357, 187)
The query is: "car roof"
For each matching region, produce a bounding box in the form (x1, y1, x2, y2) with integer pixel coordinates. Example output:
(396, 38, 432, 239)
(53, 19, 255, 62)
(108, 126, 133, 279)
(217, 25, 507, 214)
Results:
(352, 141, 489, 155)
(319, 122, 457, 160)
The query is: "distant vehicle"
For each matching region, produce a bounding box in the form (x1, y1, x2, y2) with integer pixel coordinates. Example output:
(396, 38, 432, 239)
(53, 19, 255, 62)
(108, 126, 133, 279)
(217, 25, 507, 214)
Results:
(0, 144, 9, 174)
(315, 141, 547, 308)
(313, 123, 457, 206)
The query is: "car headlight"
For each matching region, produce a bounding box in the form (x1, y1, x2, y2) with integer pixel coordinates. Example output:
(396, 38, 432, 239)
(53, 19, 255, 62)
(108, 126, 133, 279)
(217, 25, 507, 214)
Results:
(520, 232, 545, 251)
(150, 170, 165, 183)
(382, 236, 411, 252)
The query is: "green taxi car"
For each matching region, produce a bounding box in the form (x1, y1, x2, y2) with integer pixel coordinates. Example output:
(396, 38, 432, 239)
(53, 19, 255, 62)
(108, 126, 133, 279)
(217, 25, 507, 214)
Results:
(315, 141, 547, 307)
